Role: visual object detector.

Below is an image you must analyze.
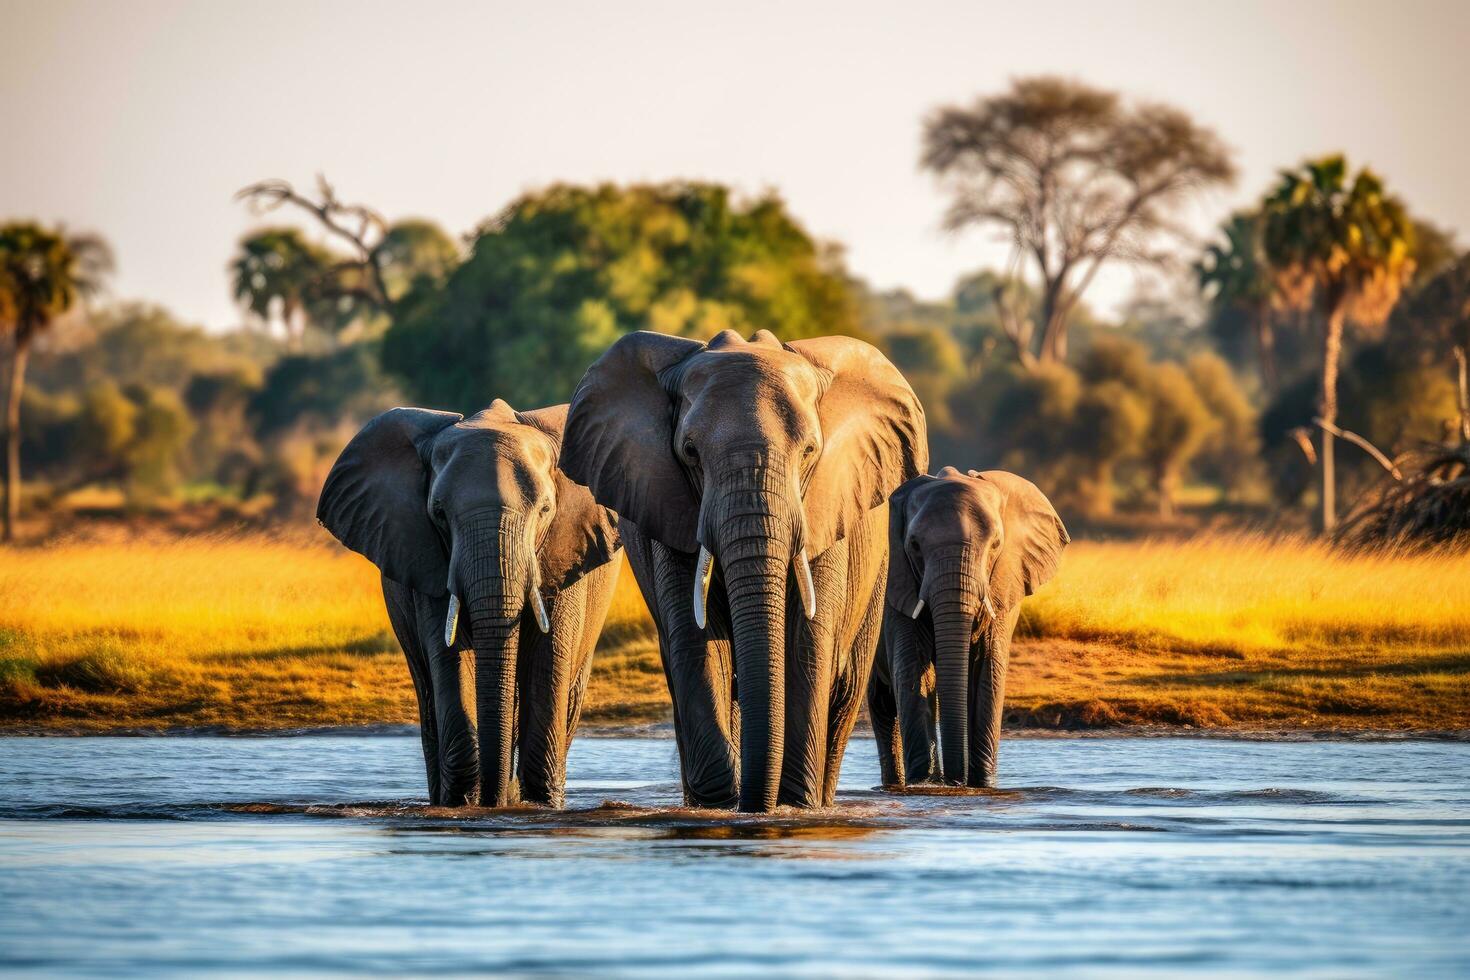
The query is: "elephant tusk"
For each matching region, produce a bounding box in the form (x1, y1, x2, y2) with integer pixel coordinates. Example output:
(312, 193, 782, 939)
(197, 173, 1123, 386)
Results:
(692, 545, 714, 630)
(794, 549, 816, 620)
(530, 588, 551, 634)
(444, 594, 460, 647)
(910, 598, 925, 619)
(981, 591, 999, 624)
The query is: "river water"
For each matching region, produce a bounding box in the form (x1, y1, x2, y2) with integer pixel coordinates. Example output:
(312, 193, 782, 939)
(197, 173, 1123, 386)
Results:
(0, 735, 1466, 976)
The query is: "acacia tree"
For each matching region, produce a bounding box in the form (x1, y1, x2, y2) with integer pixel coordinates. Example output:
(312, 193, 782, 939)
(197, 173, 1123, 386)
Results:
(1198, 211, 1280, 391)
(1263, 156, 1416, 532)
(0, 223, 112, 540)
(922, 76, 1236, 366)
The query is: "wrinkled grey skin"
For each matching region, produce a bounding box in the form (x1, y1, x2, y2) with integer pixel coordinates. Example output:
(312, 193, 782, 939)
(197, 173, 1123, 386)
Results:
(318, 401, 621, 808)
(562, 330, 926, 811)
(869, 467, 1067, 789)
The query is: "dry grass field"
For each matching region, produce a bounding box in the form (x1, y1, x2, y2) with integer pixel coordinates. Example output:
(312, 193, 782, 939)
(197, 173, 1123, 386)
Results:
(1, 531, 1465, 733)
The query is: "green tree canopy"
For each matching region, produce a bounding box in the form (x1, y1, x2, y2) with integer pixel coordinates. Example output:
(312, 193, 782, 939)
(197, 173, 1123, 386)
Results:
(1186, 352, 1262, 500)
(1199, 211, 1280, 391)
(0, 222, 112, 538)
(1263, 154, 1416, 531)
(374, 220, 461, 301)
(231, 227, 341, 347)
(381, 182, 860, 410)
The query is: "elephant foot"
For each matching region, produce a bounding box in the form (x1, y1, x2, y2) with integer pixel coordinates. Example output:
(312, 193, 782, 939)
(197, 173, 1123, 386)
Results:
(685, 788, 739, 810)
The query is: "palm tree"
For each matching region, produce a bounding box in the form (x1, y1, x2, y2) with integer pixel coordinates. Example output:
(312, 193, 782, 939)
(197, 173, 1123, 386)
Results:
(230, 228, 332, 349)
(1199, 211, 1279, 392)
(1262, 155, 1415, 532)
(0, 223, 112, 540)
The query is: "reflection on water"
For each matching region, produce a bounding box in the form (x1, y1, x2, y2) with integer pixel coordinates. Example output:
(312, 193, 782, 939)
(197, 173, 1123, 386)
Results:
(1, 734, 1467, 975)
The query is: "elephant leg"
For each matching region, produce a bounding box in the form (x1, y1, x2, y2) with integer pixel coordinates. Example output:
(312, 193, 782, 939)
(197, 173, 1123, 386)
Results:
(517, 557, 619, 808)
(779, 545, 843, 809)
(567, 556, 621, 743)
(889, 612, 938, 784)
(415, 590, 478, 806)
(866, 638, 902, 788)
(515, 616, 568, 807)
(823, 549, 887, 805)
(566, 644, 594, 742)
(626, 525, 739, 808)
(382, 577, 440, 804)
(967, 609, 1020, 789)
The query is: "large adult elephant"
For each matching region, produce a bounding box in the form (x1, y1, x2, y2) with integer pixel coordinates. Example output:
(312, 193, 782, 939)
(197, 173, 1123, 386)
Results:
(871, 467, 1067, 789)
(318, 400, 621, 808)
(561, 329, 926, 811)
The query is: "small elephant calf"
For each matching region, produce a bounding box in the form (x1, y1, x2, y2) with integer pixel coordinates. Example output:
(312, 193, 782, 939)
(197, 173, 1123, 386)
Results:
(318, 401, 621, 808)
(868, 467, 1068, 789)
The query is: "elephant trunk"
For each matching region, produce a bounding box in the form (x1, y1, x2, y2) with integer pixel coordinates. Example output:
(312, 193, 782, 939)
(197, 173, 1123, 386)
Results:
(709, 452, 797, 813)
(932, 584, 978, 786)
(722, 522, 790, 812)
(459, 509, 530, 808)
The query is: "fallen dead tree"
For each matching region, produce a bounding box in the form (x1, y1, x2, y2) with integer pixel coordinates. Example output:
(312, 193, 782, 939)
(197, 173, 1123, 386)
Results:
(1336, 348, 1470, 551)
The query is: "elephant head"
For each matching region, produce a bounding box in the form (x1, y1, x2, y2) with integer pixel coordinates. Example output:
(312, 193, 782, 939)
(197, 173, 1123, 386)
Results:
(561, 329, 926, 811)
(887, 467, 1067, 787)
(317, 400, 618, 806)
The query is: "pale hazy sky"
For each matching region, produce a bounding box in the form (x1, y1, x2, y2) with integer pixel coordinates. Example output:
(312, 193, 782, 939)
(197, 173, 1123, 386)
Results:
(3, 0, 1467, 330)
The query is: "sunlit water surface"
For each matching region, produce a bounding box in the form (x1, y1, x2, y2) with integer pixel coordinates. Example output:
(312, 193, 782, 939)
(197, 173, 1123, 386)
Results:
(1, 735, 1466, 976)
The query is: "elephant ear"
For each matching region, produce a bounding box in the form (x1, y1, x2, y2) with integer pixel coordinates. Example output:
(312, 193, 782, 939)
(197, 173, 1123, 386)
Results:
(519, 404, 623, 592)
(317, 407, 463, 595)
(788, 336, 929, 556)
(884, 476, 928, 616)
(560, 330, 705, 553)
(973, 470, 1069, 608)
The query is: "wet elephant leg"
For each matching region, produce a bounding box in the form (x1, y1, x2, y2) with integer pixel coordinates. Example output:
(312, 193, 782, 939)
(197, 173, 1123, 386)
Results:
(967, 607, 1020, 789)
(416, 590, 478, 806)
(866, 637, 902, 788)
(624, 523, 739, 808)
(565, 645, 594, 741)
(779, 545, 843, 809)
(823, 550, 887, 805)
(382, 576, 440, 804)
(516, 587, 575, 807)
(564, 558, 620, 745)
(517, 557, 620, 808)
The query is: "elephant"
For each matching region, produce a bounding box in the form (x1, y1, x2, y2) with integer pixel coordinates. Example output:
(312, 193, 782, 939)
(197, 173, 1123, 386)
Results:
(560, 329, 926, 811)
(317, 400, 621, 808)
(868, 467, 1068, 789)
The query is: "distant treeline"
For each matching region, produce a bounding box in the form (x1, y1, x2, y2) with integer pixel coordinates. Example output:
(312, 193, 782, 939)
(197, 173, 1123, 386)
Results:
(7, 77, 1467, 535)
(16, 195, 1466, 524)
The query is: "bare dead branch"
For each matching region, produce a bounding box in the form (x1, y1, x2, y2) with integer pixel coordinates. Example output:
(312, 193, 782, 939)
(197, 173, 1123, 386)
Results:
(1312, 417, 1402, 480)
(1287, 427, 1318, 466)
(235, 176, 392, 311)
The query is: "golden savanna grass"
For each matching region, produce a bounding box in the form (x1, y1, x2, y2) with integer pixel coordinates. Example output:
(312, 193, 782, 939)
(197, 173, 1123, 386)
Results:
(1009, 536, 1470, 729)
(1, 531, 1465, 732)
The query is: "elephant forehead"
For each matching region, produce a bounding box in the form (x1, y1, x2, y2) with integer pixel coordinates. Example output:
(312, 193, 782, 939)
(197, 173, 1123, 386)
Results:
(913, 479, 999, 531)
(432, 425, 555, 490)
(680, 347, 824, 403)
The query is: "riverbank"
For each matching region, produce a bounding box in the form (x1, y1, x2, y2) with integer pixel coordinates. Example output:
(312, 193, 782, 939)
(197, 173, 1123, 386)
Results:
(2, 531, 1466, 733)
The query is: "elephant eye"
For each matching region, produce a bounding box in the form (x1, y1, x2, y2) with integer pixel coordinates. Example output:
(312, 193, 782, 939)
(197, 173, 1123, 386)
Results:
(803, 442, 817, 457)
(683, 440, 699, 463)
